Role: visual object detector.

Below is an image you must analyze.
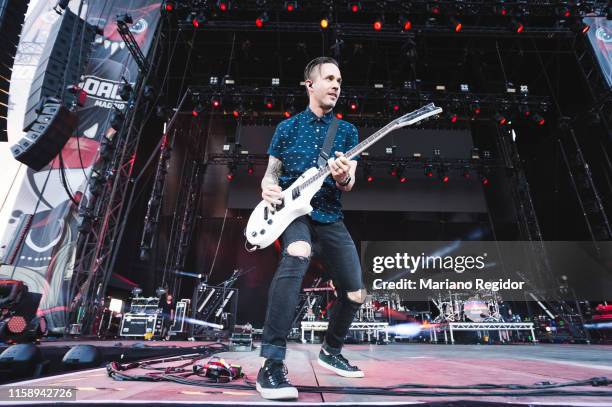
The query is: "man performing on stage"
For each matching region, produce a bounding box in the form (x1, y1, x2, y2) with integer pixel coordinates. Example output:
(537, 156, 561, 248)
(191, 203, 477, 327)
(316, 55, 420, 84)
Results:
(256, 57, 366, 400)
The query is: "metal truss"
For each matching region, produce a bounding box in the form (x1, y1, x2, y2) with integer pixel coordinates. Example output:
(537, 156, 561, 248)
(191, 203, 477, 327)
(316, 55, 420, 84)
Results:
(495, 126, 591, 342)
(67, 22, 165, 336)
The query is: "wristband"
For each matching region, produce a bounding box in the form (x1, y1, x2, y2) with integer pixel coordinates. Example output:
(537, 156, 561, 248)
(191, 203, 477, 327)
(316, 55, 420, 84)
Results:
(338, 175, 351, 187)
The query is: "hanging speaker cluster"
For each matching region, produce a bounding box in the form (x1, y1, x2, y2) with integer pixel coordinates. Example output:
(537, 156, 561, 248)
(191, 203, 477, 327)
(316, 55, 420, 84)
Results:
(0, 0, 30, 141)
(11, 98, 77, 171)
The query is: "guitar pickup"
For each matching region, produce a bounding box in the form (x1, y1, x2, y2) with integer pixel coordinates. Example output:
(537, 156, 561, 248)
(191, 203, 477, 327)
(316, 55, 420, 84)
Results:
(275, 197, 285, 211)
(291, 188, 300, 200)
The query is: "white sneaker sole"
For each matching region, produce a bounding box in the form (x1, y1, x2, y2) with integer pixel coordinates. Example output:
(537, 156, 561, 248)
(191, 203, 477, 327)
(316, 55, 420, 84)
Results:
(317, 358, 365, 378)
(256, 381, 298, 400)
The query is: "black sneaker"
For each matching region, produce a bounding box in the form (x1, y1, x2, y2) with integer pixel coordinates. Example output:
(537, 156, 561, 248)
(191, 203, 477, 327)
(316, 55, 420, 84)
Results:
(317, 349, 364, 378)
(256, 359, 298, 400)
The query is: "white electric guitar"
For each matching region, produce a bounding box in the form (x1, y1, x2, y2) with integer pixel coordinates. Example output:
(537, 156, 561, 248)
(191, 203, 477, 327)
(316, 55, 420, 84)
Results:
(245, 103, 443, 251)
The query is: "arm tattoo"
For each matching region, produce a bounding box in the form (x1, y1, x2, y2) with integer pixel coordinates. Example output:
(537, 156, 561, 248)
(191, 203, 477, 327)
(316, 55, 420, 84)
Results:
(261, 157, 283, 188)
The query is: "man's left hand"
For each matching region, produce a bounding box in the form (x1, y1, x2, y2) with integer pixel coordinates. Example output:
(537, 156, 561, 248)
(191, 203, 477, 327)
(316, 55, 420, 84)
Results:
(328, 151, 351, 183)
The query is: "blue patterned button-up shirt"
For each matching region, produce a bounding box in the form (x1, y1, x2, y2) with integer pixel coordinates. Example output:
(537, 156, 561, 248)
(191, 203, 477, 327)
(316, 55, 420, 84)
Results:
(267, 107, 359, 223)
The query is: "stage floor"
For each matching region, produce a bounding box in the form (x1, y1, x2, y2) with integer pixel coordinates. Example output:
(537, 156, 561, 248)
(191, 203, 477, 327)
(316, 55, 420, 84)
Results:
(7, 342, 612, 405)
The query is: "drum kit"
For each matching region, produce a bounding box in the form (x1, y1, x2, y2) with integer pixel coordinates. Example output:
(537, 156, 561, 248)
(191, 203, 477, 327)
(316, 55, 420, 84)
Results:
(432, 289, 505, 323)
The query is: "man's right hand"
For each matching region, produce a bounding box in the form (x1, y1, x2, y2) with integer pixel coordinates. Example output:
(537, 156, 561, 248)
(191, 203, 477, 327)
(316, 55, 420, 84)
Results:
(262, 184, 283, 206)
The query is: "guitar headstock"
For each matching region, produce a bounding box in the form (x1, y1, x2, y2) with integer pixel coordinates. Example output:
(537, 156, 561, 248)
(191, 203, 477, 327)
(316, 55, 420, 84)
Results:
(393, 103, 443, 129)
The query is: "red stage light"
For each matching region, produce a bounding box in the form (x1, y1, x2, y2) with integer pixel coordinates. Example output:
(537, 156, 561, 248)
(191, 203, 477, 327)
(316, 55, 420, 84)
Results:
(192, 18, 199, 28)
(352, 5, 359, 12)
(455, 22, 462, 32)
(431, 5, 440, 15)
(517, 23, 524, 33)
(474, 107, 481, 115)
(442, 175, 449, 183)
(450, 114, 458, 123)
(164, 1, 174, 12)
(283, 111, 291, 118)
(226, 172, 234, 181)
(192, 110, 198, 117)
(399, 176, 407, 183)
(287, 4, 294, 11)
(373, 20, 383, 31)
(266, 102, 273, 109)
(212, 100, 220, 108)
(350, 103, 357, 110)
(482, 177, 489, 186)
(393, 104, 400, 111)
(367, 175, 374, 182)
(582, 24, 590, 34)
(501, 8, 507, 16)
(232, 110, 240, 118)
(256, 18, 264, 28)
(218, 1, 228, 11)
(7, 316, 26, 334)
(402, 20, 412, 31)
(336, 112, 343, 119)
(390, 168, 397, 177)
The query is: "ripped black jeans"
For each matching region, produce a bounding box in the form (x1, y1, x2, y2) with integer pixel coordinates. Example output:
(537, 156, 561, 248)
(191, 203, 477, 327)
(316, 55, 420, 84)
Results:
(260, 216, 365, 361)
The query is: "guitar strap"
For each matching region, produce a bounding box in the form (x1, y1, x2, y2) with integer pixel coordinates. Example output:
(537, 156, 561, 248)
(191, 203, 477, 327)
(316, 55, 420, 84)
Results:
(317, 117, 339, 168)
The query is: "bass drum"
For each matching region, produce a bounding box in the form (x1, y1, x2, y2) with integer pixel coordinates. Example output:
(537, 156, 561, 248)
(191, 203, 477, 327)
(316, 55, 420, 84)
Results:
(463, 298, 489, 322)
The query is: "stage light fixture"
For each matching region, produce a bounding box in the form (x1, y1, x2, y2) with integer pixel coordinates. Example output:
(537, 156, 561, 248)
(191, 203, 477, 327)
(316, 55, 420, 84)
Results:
(480, 167, 490, 186)
(217, 1, 230, 12)
(494, 112, 507, 126)
(349, 2, 361, 13)
(320, 16, 330, 29)
(424, 165, 433, 177)
(399, 15, 412, 31)
(7, 316, 27, 334)
(256, 12, 268, 28)
(161, 0, 175, 12)
(226, 163, 236, 181)
(510, 18, 524, 33)
(335, 112, 343, 119)
(571, 20, 590, 34)
(558, 6, 571, 18)
(428, 2, 441, 15)
(192, 103, 204, 117)
(373, 16, 383, 31)
(449, 16, 462, 32)
(210, 76, 219, 85)
(518, 104, 531, 117)
(470, 102, 481, 116)
(448, 112, 458, 123)
(118, 82, 133, 101)
(531, 113, 546, 126)
(210, 95, 221, 108)
(284, 1, 297, 12)
(264, 96, 275, 109)
(363, 163, 373, 182)
(192, 13, 206, 28)
(438, 167, 449, 183)
(494, 3, 507, 16)
(247, 162, 254, 175)
(110, 108, 124, 131)
(348, 98, 359, 111)
(389, 164, 398, 177)
(397, 165, 407, 183)
(283, 110, 292, 118)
